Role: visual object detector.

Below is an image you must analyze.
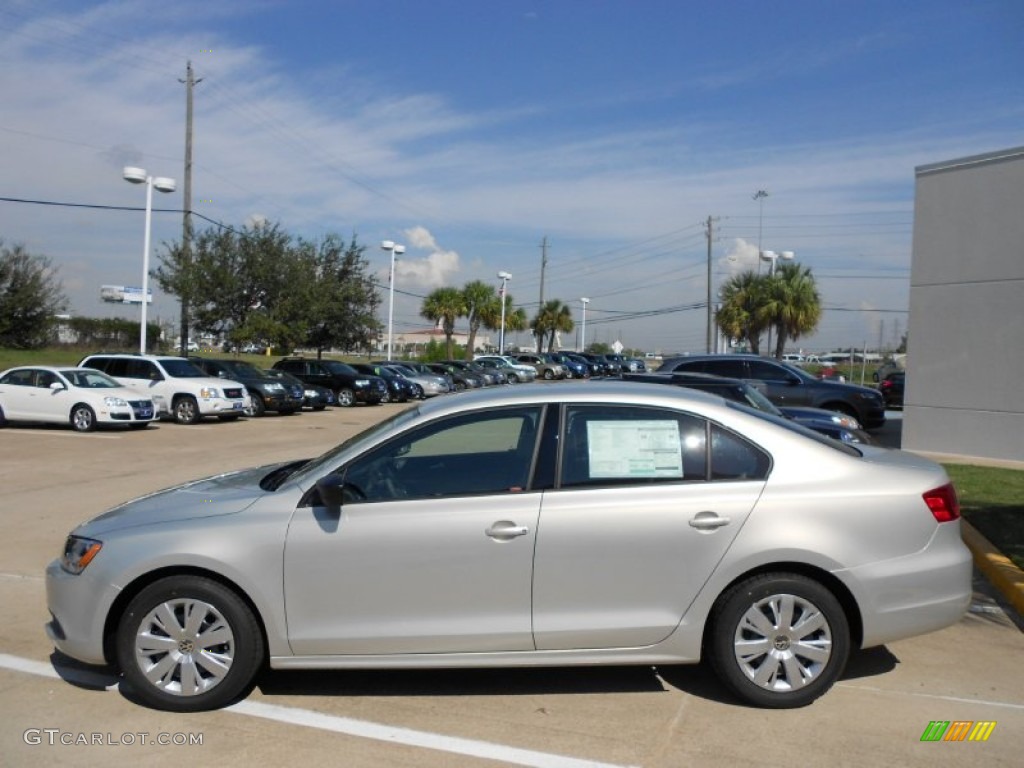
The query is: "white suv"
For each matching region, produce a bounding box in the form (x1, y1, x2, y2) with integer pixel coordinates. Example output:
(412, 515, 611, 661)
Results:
(79, 354, 249, 424)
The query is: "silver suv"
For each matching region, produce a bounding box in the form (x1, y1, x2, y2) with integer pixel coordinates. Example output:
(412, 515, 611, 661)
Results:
(79, 354, 249, 424)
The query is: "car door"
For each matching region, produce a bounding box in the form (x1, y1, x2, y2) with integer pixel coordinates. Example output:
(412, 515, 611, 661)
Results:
(746, 359, 812, 407)
(283, 405, 544, 655)
(0, 369, 41, 419)
(531, 404, 769, 650)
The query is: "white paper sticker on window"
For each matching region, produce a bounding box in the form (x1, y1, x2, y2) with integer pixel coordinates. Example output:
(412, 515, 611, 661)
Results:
(586, 420, 683, 478)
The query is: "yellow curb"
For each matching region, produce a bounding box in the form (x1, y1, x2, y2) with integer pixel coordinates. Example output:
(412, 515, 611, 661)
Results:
(962, 520, 1024, 619)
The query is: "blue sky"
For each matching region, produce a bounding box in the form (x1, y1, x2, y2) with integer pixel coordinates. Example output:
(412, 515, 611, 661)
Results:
(1, 0, 1021, 352)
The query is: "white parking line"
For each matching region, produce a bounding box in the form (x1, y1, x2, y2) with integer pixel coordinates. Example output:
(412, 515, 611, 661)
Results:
(0, 653, 637, 768)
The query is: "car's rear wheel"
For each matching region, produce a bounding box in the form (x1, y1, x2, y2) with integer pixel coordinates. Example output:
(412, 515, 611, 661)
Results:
(116, 576, 264, 712)
(337, 388, 355, 407)
(70, 404, 97, 432)
(173, 396, 201, 425)
(543, 369, 554, 380)
(707, 573, 850, 708)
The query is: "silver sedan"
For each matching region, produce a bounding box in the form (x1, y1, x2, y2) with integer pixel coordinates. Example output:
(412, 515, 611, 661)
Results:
(45, 382, 971, 712)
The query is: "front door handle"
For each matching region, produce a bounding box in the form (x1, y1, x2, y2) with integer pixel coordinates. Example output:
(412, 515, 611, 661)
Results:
(689, 511, 731, 531)
(485, 521, 530, 540)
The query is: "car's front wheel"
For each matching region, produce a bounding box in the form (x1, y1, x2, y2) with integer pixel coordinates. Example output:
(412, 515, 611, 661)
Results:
(707, 573, 850, 708)
(70, 404, 97, 432)
(337, 388, 355, 407)
(116, 576, 264, 712)
(173, 396, 201, 425)
(244, 393, 265, 417)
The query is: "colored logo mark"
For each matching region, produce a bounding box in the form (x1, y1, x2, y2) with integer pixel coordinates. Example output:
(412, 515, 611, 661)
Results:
(920, 720, 996, 742)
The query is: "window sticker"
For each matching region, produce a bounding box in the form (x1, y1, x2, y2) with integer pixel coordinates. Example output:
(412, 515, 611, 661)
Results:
(586, 420, 683, 478)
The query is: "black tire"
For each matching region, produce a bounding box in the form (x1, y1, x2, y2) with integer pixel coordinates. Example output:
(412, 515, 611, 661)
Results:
(245, 393, 266, 418)
(543, 369, 554, 380)
(707, 573, 850, 709)
(116, 576, 264, 712)
(173, 396, 201, 425)
(337, 388, 355, 407)
(70, 404, 97, 432)
(0, 404, 5, 428)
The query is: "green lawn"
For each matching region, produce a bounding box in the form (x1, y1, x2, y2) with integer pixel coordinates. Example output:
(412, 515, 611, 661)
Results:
(945, 463, 1024, 571)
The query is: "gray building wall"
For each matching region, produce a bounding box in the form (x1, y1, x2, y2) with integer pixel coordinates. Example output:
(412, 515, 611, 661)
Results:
(904, 147, 1024, 464)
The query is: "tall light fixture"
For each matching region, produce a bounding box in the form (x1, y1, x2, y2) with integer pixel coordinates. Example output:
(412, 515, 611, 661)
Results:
(759, 250, 795, 356)
(380, 240, 405, 360)
(123, 166, 176, 354)
(497, 271, 512, 354)
(579, 297, 590, 352)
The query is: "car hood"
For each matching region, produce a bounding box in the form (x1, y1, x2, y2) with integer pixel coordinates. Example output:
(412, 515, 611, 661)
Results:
(75, 463, 279, 536)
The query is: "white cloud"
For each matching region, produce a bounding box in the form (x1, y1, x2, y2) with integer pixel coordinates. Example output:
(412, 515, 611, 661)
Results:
(396, 227, 461, 289)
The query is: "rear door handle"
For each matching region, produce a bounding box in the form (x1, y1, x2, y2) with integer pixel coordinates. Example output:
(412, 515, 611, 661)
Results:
(485, 521, 530, 540)
(689, 511, 731, 531)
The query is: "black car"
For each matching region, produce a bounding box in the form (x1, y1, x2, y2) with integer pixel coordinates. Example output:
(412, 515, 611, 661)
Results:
(878, 371, 905, 408)
(263, 368, 334, 410)
(272, 358, 386, 407)
(578, 352, 621, 376)
(621, 371, 873, 444)
(188, 357, 302, 417)
(427, 362, 483, 391)
(658, 354, 886, 429)
(442, 360, 505, 386)
(351, 363, 420, 403)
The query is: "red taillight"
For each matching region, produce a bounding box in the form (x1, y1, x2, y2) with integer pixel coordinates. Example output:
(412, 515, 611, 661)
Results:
(923, 483, 960, 523)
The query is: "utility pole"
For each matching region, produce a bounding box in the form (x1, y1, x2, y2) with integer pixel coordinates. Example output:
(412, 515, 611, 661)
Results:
(705, 215, 718, 353)
(537, 236, 548, 352)
(178, 61, 202, 355)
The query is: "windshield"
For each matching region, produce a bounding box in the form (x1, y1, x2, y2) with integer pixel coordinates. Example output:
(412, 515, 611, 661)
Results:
(62, 369, 121, 388)
(159, 358, 206, 378)
(324, 361, 358, 375)
(288, 405, 424, 484)
(223, 361, 267, 378)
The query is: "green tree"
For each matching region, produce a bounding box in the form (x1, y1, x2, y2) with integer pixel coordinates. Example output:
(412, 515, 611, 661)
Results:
(0, 241, 68, 349)
(532, 299, 575, 352)
(461, 280, 495, 360)
(301, 235, 380, 358)
(716, 271, 769, 354)
(763, 262, 822, 358)
(480, 292, 527, 353)
(420, 287, 466, 359)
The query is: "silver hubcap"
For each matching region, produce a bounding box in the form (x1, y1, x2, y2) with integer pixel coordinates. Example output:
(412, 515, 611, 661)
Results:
(134, 598, 235, 697)
(73, 409, 92, 429)
(733, 593, 832, 692)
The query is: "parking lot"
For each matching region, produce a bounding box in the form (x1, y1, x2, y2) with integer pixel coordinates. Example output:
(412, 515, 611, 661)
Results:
(2, 403, 1022, 766)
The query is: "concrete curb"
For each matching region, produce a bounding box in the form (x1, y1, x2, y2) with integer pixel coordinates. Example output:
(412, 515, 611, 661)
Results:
(962, 520, 1024, 619)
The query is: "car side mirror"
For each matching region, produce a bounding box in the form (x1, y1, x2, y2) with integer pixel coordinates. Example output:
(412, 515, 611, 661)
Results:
(49, 382, 66, 391)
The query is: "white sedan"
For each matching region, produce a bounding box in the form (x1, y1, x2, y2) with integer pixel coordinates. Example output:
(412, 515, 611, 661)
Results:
(0, 365, 157, 432)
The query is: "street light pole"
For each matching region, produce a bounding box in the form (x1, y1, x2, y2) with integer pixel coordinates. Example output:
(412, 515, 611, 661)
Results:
(579, 297, 590, 352)
(497, 271, 512, 354)
(123, 167, 175, 355)
(380, 240, 405, 360)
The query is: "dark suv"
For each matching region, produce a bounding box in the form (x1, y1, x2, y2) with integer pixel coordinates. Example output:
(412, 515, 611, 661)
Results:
(658, 354, 886, 429)
(272, 358, 386, 407)
(189, 357, 302, 417)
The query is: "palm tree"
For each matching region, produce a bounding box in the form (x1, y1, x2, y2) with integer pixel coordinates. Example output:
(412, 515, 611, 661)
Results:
(480, 292, 527, 352)
(461, 280, 495, 360)
(532, 299, 575, 352)
(420, 287, 466, 359)
(716, 271, 768, 354)
(768, 263, 822, 358)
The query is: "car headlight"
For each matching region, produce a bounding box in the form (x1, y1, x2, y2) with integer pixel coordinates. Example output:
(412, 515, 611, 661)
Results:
(355, 379, 370, 387)
(102, 396, 128, 407)
(199, 387, 220, 399)
(265, 382, 285, 393)
(829, 414, 861, 429)
(61, 536, 102, 575)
